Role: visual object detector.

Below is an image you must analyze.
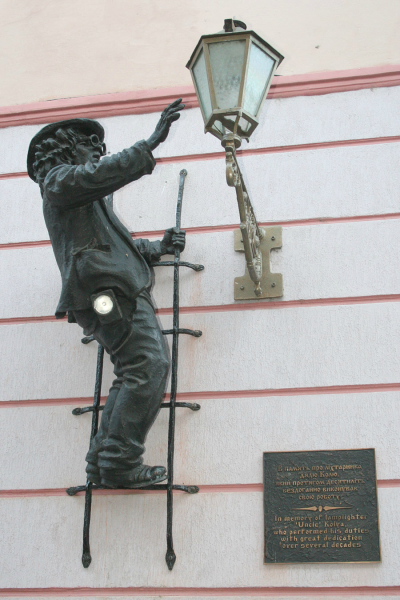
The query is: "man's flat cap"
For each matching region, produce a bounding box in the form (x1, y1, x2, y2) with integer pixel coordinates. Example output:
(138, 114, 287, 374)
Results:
(27, 118, 104, 181)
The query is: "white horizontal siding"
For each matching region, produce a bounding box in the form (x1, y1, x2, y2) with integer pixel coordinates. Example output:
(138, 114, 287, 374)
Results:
(1, 219, 400, 319)
(0, 302, 399, 402)
(115, 143, 400, 234)
(0, 86, 399, 174)
(0, 392, 399, 490)
(1, 142, 399, 245)
(0, 177, 48, 244)
(0, 87, 398, 592)
(0, 488, 396, 587)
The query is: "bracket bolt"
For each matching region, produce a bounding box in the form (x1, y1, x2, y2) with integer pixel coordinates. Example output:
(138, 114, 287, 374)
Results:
(271, 282, 276, 287)
(271, 236, 275, 241)
(240, 285, 245, 290)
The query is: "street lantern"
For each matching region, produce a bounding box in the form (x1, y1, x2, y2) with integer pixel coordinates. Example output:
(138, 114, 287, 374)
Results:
(186, 18, 283, 142)
(186, 19, 285, 300)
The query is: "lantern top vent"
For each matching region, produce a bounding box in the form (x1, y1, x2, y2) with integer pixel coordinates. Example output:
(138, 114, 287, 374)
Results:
(223, 19, 247, 32)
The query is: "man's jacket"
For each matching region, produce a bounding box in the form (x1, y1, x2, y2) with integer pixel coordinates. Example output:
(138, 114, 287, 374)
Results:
(42, 141, 161, 318)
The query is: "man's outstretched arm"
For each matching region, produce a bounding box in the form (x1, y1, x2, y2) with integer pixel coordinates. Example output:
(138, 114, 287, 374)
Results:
(44, 99, 185, 208)
(44, 141, 156, 208)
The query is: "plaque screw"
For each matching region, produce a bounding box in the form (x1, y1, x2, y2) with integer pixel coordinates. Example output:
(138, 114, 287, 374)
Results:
(271, 236, 275, 240)
(240, 285, 245, 290)
(271, 282, 276, 287)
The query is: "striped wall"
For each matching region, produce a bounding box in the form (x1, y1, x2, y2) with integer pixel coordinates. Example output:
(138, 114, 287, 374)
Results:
(0, 68, 399, 598)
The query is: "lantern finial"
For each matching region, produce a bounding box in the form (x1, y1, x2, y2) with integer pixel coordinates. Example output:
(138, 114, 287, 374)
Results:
(223, 19, 247, 32)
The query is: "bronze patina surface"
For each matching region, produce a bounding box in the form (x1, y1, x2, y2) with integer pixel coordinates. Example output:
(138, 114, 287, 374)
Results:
(27, 100, 185, 491)
(263, 449, 381, 564)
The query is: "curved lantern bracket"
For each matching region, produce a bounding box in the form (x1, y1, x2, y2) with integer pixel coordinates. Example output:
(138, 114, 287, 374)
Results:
(223, 136, 283, 300)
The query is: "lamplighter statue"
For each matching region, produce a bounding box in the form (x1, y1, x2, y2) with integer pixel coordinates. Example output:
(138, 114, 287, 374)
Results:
(27, 99, 185, 489)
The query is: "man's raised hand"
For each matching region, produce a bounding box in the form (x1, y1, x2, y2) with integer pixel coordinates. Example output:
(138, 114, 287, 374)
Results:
(146, 99, 185, 151)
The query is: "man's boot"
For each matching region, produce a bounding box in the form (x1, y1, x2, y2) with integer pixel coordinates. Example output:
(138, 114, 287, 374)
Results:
(100, 464, 167, 488)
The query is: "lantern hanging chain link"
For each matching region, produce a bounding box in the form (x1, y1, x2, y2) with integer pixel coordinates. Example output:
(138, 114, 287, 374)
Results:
(224, 139, 263, 295)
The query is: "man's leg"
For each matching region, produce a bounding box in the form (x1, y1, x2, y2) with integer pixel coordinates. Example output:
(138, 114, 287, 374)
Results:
(85, 386, 119, 478)
(76, 291, 170, 487)
(72, 307, 123, 483)
(97, 292, 170, 484)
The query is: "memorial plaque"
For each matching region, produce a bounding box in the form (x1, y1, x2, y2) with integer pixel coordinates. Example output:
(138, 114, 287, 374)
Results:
(264, 449, 380, 564)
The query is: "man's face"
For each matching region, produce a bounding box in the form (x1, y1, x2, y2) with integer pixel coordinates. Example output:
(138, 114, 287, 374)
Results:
(73, 133, 104, 166)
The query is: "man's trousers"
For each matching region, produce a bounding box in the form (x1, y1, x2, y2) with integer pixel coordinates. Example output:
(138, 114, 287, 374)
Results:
(73, 290, 170, 475)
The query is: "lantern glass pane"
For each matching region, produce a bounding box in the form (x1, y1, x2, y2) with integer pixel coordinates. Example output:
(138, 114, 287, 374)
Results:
(243, 42, 275, 116)
(211, 122, 224, 138)
(214, 120, 224, 134)
(192, 48, 212, 121)
(208, 40, 246, 109)
(238, 116, 251, 133)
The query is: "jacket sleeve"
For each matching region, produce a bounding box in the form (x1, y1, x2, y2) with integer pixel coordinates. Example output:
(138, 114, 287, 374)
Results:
(43, 141, 156, 208)
(133, 239, 162, 265)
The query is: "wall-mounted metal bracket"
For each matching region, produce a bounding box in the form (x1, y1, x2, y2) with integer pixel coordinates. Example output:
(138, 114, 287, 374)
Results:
(234, 226, 283, 300)
(222, 133, 283, 301)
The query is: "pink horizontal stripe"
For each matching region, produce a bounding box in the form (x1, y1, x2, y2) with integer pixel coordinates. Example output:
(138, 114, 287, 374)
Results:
(0, 484, 265, 499)
(0, 86, 198, 129)
(174, 382, 400, 401)
(155, 134, 400, 166)
(0, 396, 106, 409)
(268, 64, 400, 99)
(1, 293, 400, 327)
(2, 211, 400, 252)
(0, 587, 400, 598)
(0, 171, 28, 180)
(0, 240, 52, 250)
(0, 64, 399, 128)
(0, 315, 61, 325)
(378, 479, 400, 488)
(1, 382, 400, 409)
(1, 133, 399, 185)
(136, 211, 400, 239)
(163, 293, 400, 315)
(0, 480, 398, 499)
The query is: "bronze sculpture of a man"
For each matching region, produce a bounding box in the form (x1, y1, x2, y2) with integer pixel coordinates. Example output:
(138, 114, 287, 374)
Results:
(27, 100, 185, 489)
